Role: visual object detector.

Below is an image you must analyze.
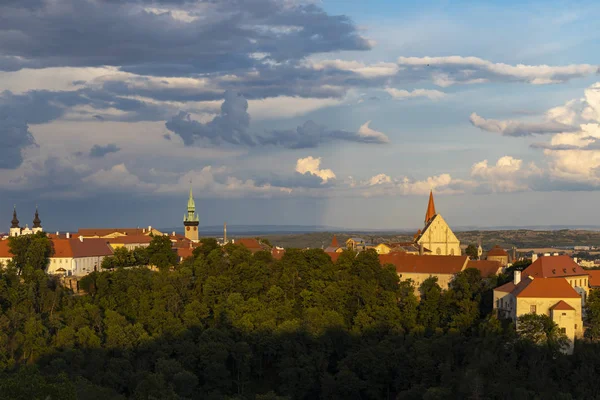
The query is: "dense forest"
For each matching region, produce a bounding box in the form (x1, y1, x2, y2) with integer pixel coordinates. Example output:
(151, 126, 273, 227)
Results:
(1, 233, 600, 399)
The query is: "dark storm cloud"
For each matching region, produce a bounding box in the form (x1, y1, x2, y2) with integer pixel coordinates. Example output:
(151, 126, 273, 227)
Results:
(0, 107, 37, 169)
(165, 91, 389, 148)
(89, 143, 121, 158)
(0, 0, 370, 74)
(258, 120, 387, 149)
(165, 91, 255, 146)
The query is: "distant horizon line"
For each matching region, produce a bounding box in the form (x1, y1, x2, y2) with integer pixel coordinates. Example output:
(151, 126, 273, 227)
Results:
(6, 223, 600, 235)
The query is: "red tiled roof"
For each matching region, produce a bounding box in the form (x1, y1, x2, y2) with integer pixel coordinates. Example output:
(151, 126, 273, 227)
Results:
(495, 280, 517, 293)
(236, 238, 264, 251)
(0, 238, 112, 259)
(379, 253, 468, 275)
(106, 235, 153, 244)
(52, 239, 74, 257)
(77, 228, 150, 237)
(588, 270, 600, 287)
(512, 277, 581, 299)
(467, 260, 502, 278)
(271, 248, 285, 260)
(0, 240, 13, 258)
(487, 245, 508, 257)
(523, 255, 588, 279)
(551, 300, 576, 311)
(69, 238, 113, 258)
(177, 247, 194, 259)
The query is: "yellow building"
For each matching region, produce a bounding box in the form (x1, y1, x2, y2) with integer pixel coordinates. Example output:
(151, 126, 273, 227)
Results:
(486, 245, 509, 267)
(379, 253, 469, 294)
(414, 191, 461, 256)
(494, 271, 583, 354)
(375, 242, 430, 255)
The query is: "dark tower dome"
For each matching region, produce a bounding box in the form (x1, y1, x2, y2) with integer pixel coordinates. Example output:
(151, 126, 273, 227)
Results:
(11, 207, 19, 229)
(33, 207, 42, 228)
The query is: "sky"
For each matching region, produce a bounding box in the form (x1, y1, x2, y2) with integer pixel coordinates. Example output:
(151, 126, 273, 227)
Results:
(1, 0, 600, 232)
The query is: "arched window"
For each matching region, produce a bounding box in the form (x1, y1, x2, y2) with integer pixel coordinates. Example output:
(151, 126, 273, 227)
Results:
(450, 248, 455, 255)
(436, 247, 441, 255)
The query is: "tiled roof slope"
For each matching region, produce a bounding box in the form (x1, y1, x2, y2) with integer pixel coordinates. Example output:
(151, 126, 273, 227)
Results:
(379, 253, 468, 275)
(523, 255, 588, 279)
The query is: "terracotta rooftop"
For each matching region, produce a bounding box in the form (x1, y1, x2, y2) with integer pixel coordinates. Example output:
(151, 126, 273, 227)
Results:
(330, 235, 339, 248)
(271, 247, 285, 260)
(551, 300, 576, 311)
(236, 238, 265, 252)
(511, 276, 581, 299)
(495, 280, 517, 293)
(379, 253, 468, 275)
(77, 228, 152, 237)
(467, 260, 502, 278)
(523, 255, 588, 279)
(588, 270, 600, 287)
(487, 245, 508, 257)
(177, 247, 194, 260)
(424, 190, 436, 225)
(106, 235, 153, 244)
(0, 238, 112, 259)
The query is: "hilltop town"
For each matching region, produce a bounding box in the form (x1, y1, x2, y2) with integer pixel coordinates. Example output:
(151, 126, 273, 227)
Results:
(2, 188, 599, 357)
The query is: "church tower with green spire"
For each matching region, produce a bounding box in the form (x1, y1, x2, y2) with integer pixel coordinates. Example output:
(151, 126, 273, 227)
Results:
(183, 186, 199, 242)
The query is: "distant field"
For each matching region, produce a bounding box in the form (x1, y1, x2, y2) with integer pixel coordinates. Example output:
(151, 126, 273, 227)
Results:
(254, 229, 600, 250)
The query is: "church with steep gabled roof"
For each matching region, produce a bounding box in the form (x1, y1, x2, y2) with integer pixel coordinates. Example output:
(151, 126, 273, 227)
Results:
(414, 191, 461, 256)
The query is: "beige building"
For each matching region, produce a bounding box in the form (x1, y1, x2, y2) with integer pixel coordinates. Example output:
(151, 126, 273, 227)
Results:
(374, 242, 430, 255)
(379, 253, 472, 294)
(486, 245, 509, 267)
(0, 237, 113, 276)
(414, 191, 461, 256)
(494, 272, 583, 354)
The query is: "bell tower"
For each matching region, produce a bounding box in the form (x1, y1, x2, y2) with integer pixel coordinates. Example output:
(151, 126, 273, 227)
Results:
(32, 206, 43, 234)
(183, 186, 199, 242)
(10, 206, 21, 237)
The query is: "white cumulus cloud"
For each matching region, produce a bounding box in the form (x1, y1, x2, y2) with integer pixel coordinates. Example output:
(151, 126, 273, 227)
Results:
(295, 156, 336, 183)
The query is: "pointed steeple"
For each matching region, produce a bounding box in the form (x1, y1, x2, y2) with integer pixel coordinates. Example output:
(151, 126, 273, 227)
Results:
(329, 235, 340, 247)
(330, 235, 339, 248)
(11, 206, 20, 228)
(424, 190, 436, 225)
(184, 184, 199, 223)
(33, 206, 42, 228)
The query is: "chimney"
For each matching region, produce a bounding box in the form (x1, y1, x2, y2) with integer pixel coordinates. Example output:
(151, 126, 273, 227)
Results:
(419, 242, 424, 256)
(56, 231, 59, 236)
(574, 257, 578, 264)
(148, 225, 152, 232)
(514, 270, 521, 285)
(143, 228, 146, 233)
(66, 232, 70, 239)
(79, 236, 84, 242)
(172, 231, 175, 236)
(532, 254, 538, 263)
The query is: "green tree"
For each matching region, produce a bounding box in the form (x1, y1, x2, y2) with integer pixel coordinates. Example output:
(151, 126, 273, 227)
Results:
(8, 232, 52, 274)
(585, 289, 600, 340)
(146, 235, 177, 269)
(465, 244, 479, 260)
(517, 313, 569, 351)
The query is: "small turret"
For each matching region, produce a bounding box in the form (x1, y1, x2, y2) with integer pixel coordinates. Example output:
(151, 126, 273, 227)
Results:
(10, 206, 21, 237)
(32, 206, 43, 233)
(11, 206, 19, 229)
(183, 185, 199, 242)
